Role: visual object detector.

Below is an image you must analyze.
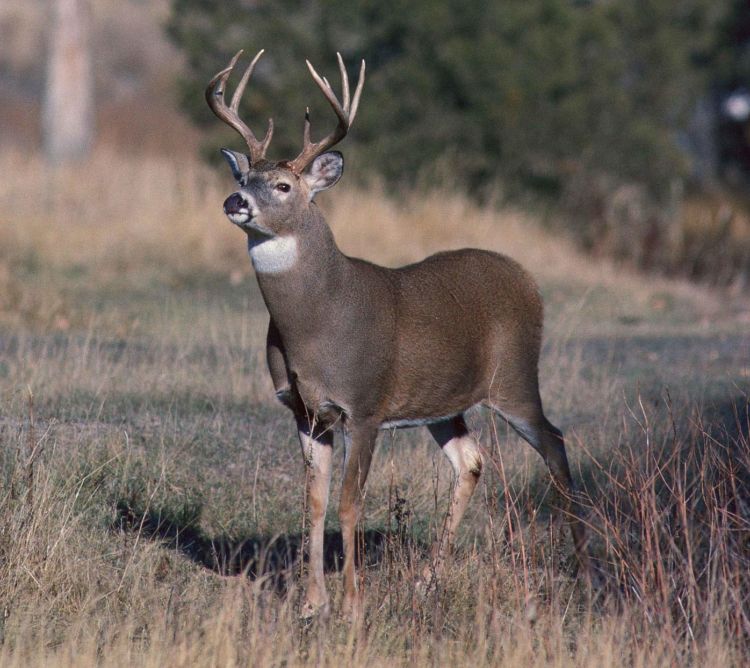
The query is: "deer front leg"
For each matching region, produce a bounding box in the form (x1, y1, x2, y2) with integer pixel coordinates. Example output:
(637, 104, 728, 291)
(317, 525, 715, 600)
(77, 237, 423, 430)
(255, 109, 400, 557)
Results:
(339, 421, 378, 619)
(426, 415, 483, 581)
(297, 416, 334, 618)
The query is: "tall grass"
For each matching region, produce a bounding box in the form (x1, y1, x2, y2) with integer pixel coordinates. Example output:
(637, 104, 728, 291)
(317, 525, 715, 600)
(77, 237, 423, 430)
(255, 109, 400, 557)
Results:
(0, 147, 748, 665)
(1, 146, 727, 289)
(0, 388, 747, 665)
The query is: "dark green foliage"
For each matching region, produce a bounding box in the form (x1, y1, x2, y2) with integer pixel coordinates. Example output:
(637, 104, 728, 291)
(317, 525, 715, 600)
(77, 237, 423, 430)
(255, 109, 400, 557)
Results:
(167, 0, 723, 198)
(713, 0, 750, 177)
(715, 0, 750, 86)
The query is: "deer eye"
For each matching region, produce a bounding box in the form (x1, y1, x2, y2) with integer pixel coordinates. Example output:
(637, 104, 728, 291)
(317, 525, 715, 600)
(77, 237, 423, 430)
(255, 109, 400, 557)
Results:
(275, 183, 291, 193)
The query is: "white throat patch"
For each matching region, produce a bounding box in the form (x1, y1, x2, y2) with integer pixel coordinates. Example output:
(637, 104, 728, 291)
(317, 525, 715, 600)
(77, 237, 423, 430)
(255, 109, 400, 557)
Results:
(248, 236, 299, 274)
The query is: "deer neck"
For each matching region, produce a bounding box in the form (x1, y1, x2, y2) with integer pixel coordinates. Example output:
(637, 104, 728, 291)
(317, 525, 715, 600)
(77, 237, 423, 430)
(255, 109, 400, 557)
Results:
(249, 205, 347, 330)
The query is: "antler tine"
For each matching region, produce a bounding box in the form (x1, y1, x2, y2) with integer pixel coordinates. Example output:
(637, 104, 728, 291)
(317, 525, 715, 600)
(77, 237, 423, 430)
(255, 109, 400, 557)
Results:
(287, 54, 366, 174)
(306, 60, 347, 120)
(230, 49, 263, 113)
(207, 49, 243, 104)
(303, 107, 312, 145)
(205, 49, 273, 164)
(336, 53, 350, 112)
(349, 59, 366, 124)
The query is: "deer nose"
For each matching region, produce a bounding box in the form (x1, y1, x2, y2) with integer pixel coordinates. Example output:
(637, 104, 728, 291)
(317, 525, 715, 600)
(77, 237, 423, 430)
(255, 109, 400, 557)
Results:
(223, 193, 249, 215)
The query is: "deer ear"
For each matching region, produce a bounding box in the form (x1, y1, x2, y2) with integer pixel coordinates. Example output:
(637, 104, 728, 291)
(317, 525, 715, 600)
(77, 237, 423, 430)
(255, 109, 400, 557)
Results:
(303, 151, 344, 198)
(221, 149, 251, 185)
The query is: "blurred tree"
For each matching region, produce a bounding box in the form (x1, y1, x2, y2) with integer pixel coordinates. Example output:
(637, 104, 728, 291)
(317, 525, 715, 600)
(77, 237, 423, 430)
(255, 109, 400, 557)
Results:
(43, 0, 94, 163)
(167, 0, 723, 200)
(713, 0, 750, 181)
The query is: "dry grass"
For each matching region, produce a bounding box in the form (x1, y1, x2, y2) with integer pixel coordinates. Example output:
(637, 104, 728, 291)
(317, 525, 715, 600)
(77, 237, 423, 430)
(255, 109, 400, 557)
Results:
(0, 147, 727, 330)
(0, 146, 749, 666)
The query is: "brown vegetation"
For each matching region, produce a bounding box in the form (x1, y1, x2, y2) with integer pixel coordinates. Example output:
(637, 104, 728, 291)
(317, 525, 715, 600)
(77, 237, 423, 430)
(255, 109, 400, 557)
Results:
(0, 147, 748, 665)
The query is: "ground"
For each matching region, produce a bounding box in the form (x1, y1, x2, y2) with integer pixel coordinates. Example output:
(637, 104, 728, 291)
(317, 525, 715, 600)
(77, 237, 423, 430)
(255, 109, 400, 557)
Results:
(0, 148, 748, 665)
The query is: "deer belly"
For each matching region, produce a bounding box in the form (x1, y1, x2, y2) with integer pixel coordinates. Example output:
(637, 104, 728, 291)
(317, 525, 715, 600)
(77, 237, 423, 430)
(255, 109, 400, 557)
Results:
(290, 372, 348, 424)
(380, 354, 487, 428)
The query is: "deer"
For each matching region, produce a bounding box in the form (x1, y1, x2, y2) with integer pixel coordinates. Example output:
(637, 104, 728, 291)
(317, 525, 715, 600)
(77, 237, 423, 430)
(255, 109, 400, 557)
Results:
(206, 49, 590, 619)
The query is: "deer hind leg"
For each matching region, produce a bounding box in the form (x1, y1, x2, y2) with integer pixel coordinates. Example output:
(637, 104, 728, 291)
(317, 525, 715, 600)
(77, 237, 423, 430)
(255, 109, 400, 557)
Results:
(338, 421, 378, 619)
(297, 415, 334, 618)
(490, 400, 590, 570)
(426, 415, 483, 580)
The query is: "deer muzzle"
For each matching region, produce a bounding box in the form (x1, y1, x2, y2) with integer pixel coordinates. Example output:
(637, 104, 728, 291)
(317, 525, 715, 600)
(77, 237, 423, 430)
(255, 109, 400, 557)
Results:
(223, 191, 273, 237)
(223, 192, 251, 221)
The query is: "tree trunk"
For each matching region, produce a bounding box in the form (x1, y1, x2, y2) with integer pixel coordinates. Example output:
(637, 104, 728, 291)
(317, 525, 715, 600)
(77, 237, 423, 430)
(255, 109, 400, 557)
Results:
(43, 0, 94, 163)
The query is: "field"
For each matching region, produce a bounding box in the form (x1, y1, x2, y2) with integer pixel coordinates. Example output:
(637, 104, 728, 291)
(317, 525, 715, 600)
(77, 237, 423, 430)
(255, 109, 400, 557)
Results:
(0, 147, 749, 666)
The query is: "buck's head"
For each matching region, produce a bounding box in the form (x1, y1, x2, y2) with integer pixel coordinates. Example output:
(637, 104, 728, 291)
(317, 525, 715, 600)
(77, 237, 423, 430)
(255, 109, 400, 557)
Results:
(206, 50, 364, 239)
(219, 150, 344, 238)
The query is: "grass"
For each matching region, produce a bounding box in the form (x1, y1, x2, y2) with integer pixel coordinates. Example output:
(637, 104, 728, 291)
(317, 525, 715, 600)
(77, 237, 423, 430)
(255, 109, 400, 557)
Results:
(0, 146, 749, 665)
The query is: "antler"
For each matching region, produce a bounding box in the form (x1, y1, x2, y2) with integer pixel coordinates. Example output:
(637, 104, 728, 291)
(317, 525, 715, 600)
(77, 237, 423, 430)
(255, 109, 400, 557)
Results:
(285, 53, 366, 174)
(205, 49, 274, 165)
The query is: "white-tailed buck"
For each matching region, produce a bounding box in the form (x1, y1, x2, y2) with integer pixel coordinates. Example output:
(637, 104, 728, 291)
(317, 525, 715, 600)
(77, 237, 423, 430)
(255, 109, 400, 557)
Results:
(206, 49, 589, 618)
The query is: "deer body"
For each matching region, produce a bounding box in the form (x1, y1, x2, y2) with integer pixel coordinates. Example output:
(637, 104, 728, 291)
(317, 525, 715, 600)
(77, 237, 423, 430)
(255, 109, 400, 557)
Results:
(207, 50, 589, 618)
(261, 236, 544, 428)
